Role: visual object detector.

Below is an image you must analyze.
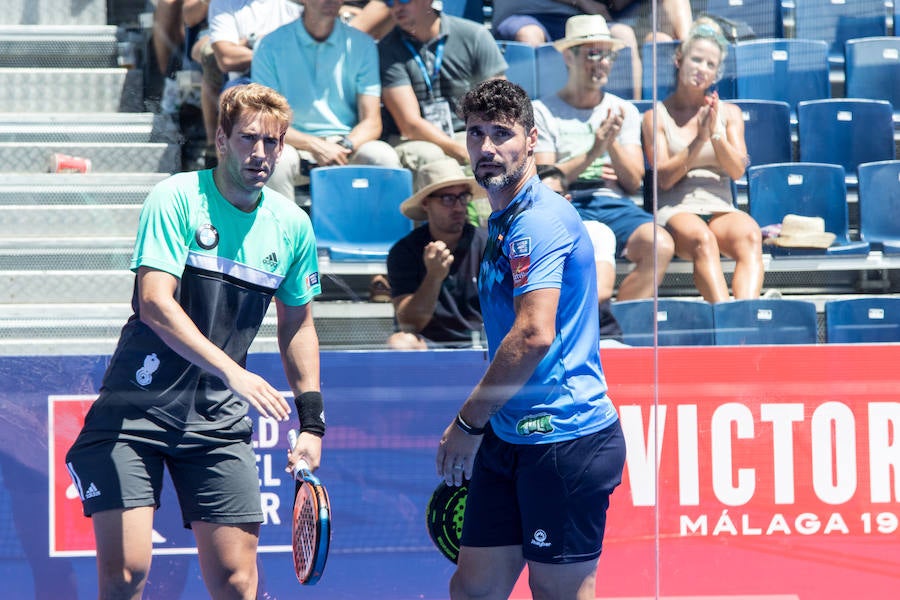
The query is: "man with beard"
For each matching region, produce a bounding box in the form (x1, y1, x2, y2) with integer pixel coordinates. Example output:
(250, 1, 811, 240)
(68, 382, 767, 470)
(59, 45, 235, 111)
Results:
(533, 14, 674, 301)
(435, 78, 627, 600)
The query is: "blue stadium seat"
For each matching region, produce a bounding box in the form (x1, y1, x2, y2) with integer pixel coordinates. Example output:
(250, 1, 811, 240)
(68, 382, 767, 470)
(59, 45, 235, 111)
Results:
(310, 166, 413, 261)
(496, 41, 536, 99)
(825, 297, 900, 343)
(439, 0, 484, 22)
(747, 162, 869, 256)
(794, 0, 887, 67)
(713, 299, 818, 345)
(705, 0, 784, 39)
(610, 299, 715, 346)
(640, 41, 735, 101)
(844, 37, 900, 125)
(733, 99, 792, 189)
(858, 160, 900, 255)
(631, 99, 653, 114)
(534, 43, 636, 101)
(797, 99, 895, 187)
(734, 39, 830, 117)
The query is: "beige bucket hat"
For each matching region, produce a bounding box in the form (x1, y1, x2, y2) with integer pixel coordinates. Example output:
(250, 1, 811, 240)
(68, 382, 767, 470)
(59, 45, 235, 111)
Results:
(553, 14, 626, 53)
(400, 159, 485, 221)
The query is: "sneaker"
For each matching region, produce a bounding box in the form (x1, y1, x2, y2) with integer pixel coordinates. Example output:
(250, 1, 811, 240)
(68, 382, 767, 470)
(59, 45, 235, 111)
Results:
(762, 289, 782, 299)
(369, 275, 392, 303)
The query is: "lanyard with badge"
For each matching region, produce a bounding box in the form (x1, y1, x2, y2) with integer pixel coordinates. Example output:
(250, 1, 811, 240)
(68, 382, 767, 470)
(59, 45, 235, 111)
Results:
(403, 37, 454, 137)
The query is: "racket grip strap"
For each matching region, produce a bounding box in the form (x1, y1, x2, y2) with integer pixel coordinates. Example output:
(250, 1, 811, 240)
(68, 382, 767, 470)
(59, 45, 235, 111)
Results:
(295, 391, 326, 437)
(455, 412, 485, 436)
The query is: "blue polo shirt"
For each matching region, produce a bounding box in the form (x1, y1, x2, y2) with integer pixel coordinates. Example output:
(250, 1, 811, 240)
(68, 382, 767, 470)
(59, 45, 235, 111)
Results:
(479, 176, 617, 444)
(251, 19, 381, 136)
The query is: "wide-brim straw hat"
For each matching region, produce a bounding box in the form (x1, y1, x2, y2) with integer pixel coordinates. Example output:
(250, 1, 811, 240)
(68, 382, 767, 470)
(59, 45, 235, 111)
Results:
(400, 158, 485, 221)
(773, 214, 836, 249)
(553, 14, 626, 53)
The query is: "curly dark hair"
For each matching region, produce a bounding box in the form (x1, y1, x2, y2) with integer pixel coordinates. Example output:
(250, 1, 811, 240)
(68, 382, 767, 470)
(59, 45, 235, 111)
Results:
(457, 79, 534, 132)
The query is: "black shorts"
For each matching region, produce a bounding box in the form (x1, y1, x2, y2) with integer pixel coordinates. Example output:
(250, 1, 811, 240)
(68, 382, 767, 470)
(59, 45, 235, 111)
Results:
(64, 393, 262, 528)
(461, 420, 626, 564)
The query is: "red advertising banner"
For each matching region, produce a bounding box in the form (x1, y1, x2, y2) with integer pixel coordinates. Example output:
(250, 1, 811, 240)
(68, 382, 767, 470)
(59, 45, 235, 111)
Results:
(41, 346, 899, 598)
(511, 345, 900, 599)
(48, 396, 97, 556)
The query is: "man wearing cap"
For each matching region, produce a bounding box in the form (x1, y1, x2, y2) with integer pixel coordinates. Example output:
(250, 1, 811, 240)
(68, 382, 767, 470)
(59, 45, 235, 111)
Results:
(386, 158, 488, 349)
(533, 14, 674, 301)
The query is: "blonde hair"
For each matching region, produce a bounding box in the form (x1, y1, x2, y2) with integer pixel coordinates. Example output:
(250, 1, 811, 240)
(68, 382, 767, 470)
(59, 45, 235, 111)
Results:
(218, 83, 292, 138)
(675, 17, 729, 81)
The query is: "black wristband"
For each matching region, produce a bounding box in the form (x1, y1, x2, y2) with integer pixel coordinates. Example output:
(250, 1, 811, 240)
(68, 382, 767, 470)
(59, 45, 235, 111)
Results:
(295, 391, 325, 437)
(455, 412, 485, 436)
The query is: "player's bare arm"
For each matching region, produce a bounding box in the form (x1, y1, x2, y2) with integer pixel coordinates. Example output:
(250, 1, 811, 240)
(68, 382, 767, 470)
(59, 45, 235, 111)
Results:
(276, 299, 324, 471)
(436, 287, 560, 484)
(136, 266, 291, 421)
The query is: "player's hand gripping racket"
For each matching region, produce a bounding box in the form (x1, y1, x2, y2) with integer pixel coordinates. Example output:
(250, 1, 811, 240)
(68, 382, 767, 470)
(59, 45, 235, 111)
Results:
(425, 480, 468, 563)
(287, 429, 331, 585)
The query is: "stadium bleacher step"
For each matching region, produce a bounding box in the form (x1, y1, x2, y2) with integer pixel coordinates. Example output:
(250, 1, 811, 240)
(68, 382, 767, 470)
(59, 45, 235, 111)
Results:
(0, 67, 133, 112)
(0, 269, 134, 304)
(0, 0, 107, 27)
(0, 112, 179, 143)
(0, 172, 167, 205)
(0, 300, 396, 356)
(0, 141, 180, 173)
(0, 203, 140, 236)
(0, 25, 118, 68)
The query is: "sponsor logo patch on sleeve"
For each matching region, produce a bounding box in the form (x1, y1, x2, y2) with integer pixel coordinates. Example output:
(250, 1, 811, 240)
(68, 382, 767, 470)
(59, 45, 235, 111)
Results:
(509, 237, 532, 288)
(306, 272, 320, 288)
(509, 237, 532, 258)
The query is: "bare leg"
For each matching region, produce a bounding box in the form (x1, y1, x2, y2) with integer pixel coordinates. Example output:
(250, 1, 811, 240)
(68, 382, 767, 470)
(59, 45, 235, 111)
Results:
(92, 506, 155, 600)
(667, 213, 730, 303)
(661, 0, 694, 40)
(710, 212, 765, 299)
(617, 222, 674, 300)
(450, 545, 524, 600)
(193, 521, 260, 600)
(610, 24, 641, 100)
(514, 24, 548, 47)
(528, 558, 599, 600)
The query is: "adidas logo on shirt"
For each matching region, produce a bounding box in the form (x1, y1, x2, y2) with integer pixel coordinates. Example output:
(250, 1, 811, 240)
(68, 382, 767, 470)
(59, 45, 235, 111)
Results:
(84, 482, 101, 499)
(262, 252, 278, 270)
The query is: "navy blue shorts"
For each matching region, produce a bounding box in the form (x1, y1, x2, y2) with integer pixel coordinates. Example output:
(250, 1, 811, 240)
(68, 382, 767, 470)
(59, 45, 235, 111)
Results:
(460, 420, 626, 564)
(572, 191, 653, 259)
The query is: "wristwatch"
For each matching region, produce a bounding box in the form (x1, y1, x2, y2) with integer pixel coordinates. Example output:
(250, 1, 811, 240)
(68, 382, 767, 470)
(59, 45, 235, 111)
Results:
(336, 135, 354, 151)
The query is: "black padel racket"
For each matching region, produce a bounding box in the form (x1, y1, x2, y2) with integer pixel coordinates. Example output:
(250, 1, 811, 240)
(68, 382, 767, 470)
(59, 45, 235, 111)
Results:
(287, 429, 331, 585)
(426, 480, 468, 563)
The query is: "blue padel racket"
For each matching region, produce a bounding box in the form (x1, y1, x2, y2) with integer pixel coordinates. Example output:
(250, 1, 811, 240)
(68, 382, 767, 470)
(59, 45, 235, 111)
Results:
(287, 429, 331, 585)
(425, 480, 468, 563)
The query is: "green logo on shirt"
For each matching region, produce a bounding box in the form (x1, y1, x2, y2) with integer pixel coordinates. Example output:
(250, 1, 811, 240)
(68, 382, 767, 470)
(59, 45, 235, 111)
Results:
(516, 414, 554, 436)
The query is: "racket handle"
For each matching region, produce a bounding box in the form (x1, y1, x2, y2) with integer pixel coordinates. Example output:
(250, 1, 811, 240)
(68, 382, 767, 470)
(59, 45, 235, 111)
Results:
(287, 428, 311, 475)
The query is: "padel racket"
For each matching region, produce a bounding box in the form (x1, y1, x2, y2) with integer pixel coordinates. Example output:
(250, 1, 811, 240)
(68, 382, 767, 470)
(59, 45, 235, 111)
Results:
(287, 429, 331, 585)
(425, 480, 468, 563)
